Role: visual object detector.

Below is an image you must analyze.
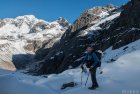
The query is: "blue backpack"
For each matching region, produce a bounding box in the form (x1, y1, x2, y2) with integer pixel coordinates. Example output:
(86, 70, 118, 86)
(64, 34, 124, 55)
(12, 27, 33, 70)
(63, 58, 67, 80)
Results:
(95, 51, 102, 67)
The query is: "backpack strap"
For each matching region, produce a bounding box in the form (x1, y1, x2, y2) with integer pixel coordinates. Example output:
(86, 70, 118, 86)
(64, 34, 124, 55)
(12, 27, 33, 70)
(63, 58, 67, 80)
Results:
(82, 53, 88, 64)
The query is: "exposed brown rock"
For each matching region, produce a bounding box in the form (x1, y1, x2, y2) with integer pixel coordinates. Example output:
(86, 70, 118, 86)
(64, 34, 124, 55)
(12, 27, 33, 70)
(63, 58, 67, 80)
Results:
(0, 20, 6, 28)
(0, 61, 16, 71)
(71, 4, 116, 32)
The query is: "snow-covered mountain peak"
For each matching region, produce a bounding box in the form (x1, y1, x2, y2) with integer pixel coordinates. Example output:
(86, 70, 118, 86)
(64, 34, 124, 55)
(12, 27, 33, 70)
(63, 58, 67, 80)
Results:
(70, 4, 117, 32)
(105, 4, 117, 9)
(16, 15, 36, 20)
(0, 15, 70, 70)
(57, 17, 69, 23)
(3, 15, 39, 24)
(56, 17, 70, 28)
(0, 15, 70, 35)
(87, 4, 116, 14)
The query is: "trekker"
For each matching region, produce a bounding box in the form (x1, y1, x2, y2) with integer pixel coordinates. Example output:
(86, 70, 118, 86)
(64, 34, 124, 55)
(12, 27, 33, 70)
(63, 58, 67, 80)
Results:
(81, 46, 100, 90)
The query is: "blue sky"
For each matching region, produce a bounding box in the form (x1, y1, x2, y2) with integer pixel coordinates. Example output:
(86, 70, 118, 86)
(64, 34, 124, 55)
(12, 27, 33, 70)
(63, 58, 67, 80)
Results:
(0, 0, 128, 23)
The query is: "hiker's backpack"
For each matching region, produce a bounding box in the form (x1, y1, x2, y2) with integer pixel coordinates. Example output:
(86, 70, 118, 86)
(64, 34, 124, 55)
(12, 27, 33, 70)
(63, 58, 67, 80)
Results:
(95, 50, 102, 67)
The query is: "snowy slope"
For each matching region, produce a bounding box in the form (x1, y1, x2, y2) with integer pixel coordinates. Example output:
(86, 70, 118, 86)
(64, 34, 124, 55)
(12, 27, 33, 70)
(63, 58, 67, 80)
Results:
(103, 39, 140, 63)
(0, 39, 140, 94)
(81, 12, 121, 36)
(0, 15, 70, 70)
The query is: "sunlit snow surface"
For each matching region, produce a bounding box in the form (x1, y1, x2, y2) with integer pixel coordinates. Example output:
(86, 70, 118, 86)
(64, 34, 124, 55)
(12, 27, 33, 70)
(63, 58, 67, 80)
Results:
(0, 40, 140, 94)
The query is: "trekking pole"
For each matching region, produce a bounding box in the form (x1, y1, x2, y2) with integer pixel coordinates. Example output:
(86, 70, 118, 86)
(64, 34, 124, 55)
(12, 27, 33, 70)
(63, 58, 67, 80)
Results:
(81, 71, 83, 85)
(85, 72, 90, 86)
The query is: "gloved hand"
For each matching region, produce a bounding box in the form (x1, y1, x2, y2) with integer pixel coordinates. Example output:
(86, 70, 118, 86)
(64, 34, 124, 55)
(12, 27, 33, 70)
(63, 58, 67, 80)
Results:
(89, 66, 93, 71)
(80, 64, 84, 70)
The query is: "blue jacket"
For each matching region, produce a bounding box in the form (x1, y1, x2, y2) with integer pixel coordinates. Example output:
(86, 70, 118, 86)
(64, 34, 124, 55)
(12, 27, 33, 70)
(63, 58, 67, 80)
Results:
(82, 52, 99, 67)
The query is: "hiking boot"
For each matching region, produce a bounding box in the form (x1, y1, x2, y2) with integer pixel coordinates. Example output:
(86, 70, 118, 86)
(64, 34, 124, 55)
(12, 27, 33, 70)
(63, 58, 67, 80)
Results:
(94, 85, 99, 88)
(88, 86, 96, 90)
(88, 85, 99, 90)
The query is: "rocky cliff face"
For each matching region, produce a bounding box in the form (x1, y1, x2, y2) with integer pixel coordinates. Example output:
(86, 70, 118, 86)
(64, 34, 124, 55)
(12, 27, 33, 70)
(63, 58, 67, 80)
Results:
(0, 15, 70, 70)
(34, 0, 140, 75)
(71, 4, 116, 32)
(92, 0, 140, 50)
(117, 0, 140, 28)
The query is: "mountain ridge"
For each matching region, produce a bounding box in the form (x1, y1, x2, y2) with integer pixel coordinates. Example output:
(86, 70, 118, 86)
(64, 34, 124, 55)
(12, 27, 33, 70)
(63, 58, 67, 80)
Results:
(0, 15, 70, 70)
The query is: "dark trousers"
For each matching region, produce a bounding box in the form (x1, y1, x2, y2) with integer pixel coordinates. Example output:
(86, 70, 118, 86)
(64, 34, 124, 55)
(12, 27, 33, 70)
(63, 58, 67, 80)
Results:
(90, 67, 99, 87)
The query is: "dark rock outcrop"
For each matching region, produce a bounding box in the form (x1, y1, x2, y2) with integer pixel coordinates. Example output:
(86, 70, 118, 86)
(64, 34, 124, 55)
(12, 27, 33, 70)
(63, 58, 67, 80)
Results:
(93, 0, 140, 50)
(117, 0, 140, 28)
(57, 17, 70, 29)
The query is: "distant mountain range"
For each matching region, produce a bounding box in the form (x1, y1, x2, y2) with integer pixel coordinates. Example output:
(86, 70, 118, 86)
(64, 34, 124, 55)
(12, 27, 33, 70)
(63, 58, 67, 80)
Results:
(0, 15, 70, 70)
